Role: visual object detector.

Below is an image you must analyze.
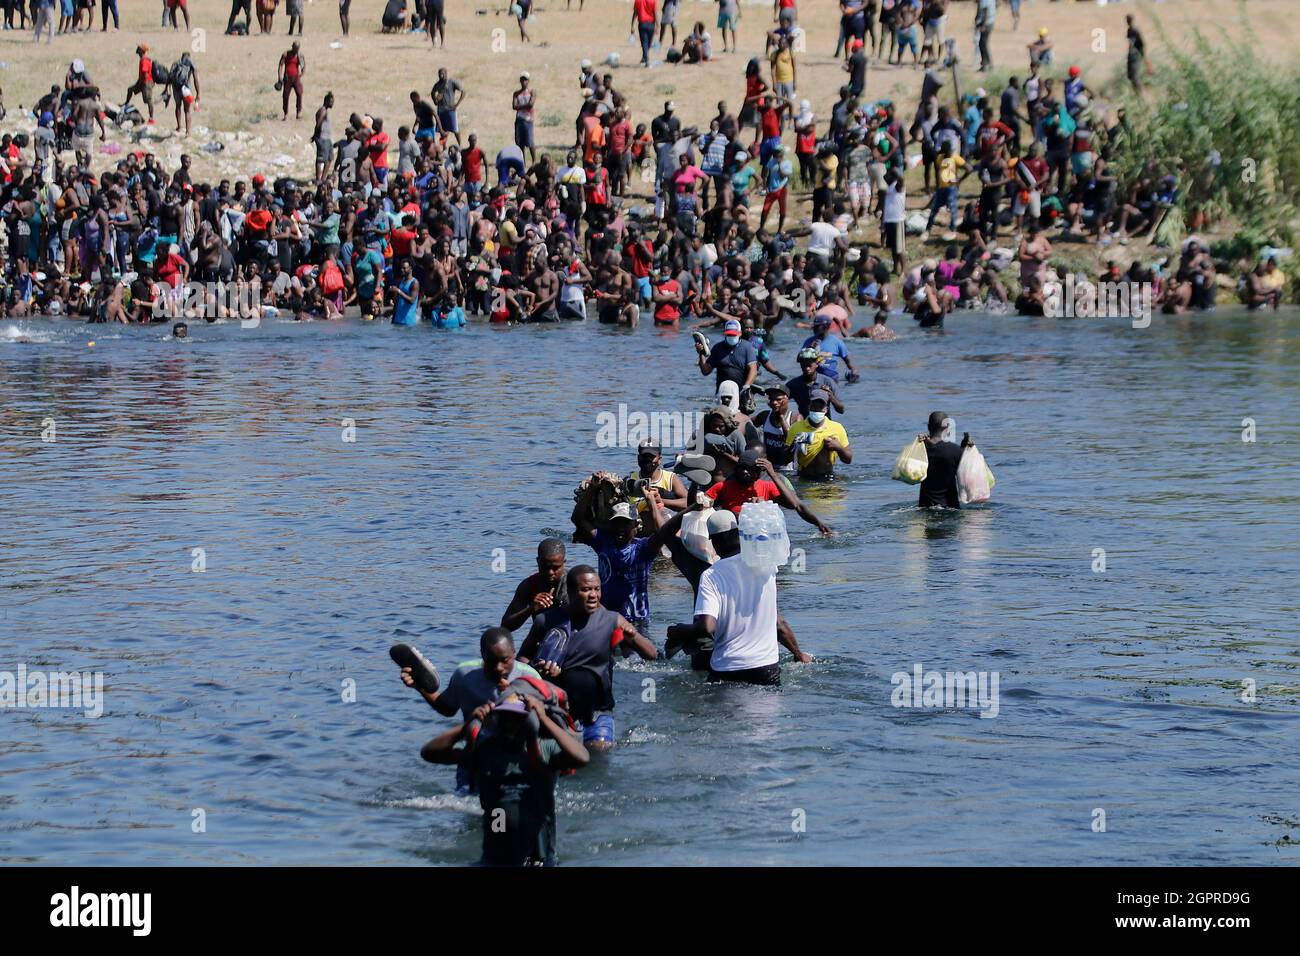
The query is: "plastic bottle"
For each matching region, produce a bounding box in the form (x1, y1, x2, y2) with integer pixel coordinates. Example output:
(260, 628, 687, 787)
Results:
(740, 501, 789, 571)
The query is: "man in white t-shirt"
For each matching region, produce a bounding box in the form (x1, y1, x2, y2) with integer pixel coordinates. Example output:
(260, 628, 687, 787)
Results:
(881, 169, 908, 274)
(690, 509, 808, 685)
(806, 211, 847, 273)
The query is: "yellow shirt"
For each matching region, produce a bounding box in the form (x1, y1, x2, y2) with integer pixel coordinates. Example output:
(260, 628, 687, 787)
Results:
(937, 154, 966, 187)
(786, 418, 850, 471)
(627, 469, 678, 514)
(772, 49, 795, 85)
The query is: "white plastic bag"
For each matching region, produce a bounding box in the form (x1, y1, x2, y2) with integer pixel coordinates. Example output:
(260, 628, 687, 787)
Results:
(891, 438, 929, 485)
(957, 445, 992, 504)
(680, 510, 717, 565)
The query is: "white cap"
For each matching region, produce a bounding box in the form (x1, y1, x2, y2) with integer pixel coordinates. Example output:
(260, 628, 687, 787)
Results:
(706, 510, 738, 535)
(610, 502, 637, 523)
(581, 59, 592, 69)
(72, 59, 85, 73)
(520, 72, 530, 80)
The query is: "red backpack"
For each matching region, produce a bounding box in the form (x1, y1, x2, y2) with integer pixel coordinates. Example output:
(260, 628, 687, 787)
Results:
(320, 260, 344, 295)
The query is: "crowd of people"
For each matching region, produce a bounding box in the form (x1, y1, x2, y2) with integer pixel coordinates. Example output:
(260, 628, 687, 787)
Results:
(0, 2, 1274, 864)
(2, 5, 1244, 332)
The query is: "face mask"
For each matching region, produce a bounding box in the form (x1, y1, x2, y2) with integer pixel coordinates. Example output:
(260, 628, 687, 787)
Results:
(724, 333, 739, 344)
(807, 411, 827, 425)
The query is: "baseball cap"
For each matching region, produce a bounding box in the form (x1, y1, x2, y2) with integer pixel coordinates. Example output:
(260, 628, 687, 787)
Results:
(706, 510, 738, 535)
(723, 319, 742, 335)
(520, 72, 530, 80)
(638, 439, 662, 456)
(493, 699, 529, 716)
(609, 502, 638, 523)
(797, 347, 821, 364)
(1069, 65, 1081, 77)
(812, 313, 831, 327)
(809, 388, 830, 406)
(581, 59, 593, 69)
(736, 449, 763, 470)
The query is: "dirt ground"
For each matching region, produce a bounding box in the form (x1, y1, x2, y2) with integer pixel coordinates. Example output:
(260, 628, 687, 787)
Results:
(1, 0, 1293, 273)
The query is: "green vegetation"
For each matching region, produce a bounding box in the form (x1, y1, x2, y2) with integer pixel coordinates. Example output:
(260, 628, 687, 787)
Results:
(1113, 14, 1300, 256)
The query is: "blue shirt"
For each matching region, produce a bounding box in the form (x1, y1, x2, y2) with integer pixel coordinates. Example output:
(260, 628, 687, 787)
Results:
(393, 277, 419, 325)
(801, 332, 851, 379)
(592, 529, 658, 624)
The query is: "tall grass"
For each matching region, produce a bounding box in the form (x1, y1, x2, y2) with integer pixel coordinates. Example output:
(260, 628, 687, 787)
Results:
(1112, 11, 1300, 249)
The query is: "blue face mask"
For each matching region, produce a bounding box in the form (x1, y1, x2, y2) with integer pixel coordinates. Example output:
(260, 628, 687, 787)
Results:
(807, 410, 827, 425)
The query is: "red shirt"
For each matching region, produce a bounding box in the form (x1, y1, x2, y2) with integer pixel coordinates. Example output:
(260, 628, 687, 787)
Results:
(625, 240, 653, 278)
(139, 56, 153, 82)
(463, 147, 485, 183)
(706, 478, 782, 514)
(390, 227, 417, 257)
(760, 105, 782, 140)
(653, 278, 680, 323)
(633, 0, 657, 24)
(608, 119, 632, 153)
(975, 120, 1014, 159)
(368, 131, 390, 169)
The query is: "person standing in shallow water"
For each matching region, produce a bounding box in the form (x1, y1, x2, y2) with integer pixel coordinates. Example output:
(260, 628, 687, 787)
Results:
(917, 410, 963, 509)
(501, 538, 570, 632)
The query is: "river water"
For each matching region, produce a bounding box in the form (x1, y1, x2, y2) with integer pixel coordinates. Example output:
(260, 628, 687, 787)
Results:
(2, 307, 1297, 866)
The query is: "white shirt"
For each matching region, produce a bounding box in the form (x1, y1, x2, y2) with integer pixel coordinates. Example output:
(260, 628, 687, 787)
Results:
(695, 554, 779, 672)
(883, 184, 907, 223)
(807, 221, 841, 258)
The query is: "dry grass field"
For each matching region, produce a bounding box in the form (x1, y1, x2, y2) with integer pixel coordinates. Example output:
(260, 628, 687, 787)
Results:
(1, 0, 1291, 186)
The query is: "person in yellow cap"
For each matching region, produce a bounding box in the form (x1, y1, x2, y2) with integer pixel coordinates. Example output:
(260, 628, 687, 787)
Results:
(1029, 27, 1054, 67)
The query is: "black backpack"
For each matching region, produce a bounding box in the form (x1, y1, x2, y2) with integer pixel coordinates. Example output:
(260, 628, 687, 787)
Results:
(151, 61, 169, 85)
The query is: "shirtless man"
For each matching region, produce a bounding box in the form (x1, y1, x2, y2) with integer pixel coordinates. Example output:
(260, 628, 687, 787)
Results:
(71, 88, 107, 164)
(526, 257, 560, 323)
(593, 250, 639, 327)
(312, 92, 334, 180)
